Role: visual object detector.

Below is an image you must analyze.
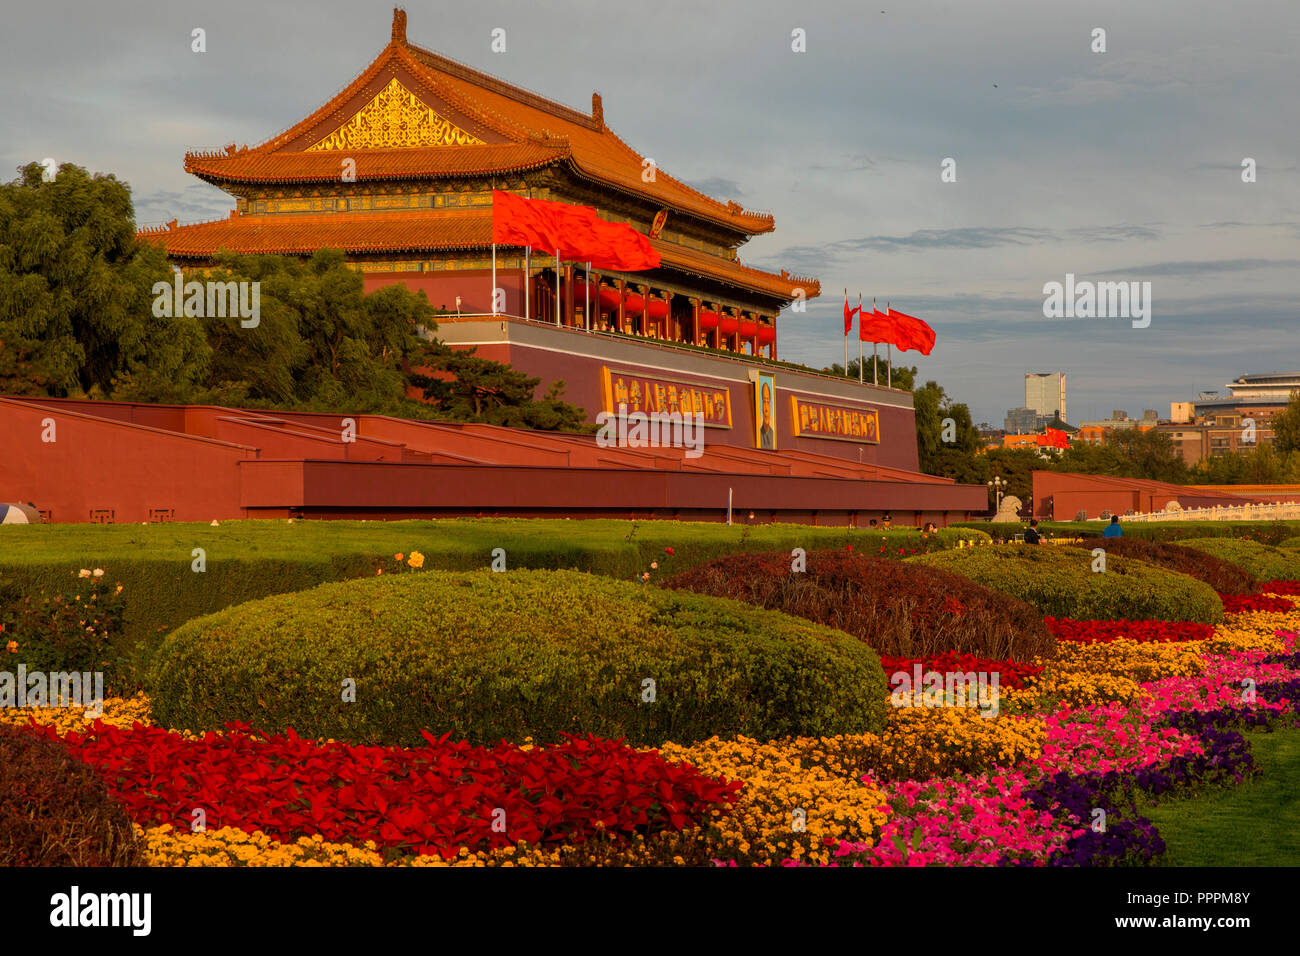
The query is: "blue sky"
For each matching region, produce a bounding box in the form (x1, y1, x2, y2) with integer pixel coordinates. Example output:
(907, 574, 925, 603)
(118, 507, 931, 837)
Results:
(4, 0, 1297, 424)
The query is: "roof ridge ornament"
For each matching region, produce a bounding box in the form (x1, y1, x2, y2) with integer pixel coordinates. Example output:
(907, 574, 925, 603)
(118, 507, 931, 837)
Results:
(392, 7, 407, 44)
(592, 91, 603, 129)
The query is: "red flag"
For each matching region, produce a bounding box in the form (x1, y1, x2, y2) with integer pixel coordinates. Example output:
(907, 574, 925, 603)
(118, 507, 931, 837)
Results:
(843, 294, 859, 335)
(1045, 426, 1069, 448)
(887, 306, 936, 355)
(859, 303, 896, 343)
(492, 190, 659, 271)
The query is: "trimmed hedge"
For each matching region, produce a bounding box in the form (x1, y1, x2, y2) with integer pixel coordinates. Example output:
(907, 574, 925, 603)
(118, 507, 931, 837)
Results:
(1066, 538, 1258, 595)
(1279, 536, 1300, 550)
(663, 549, 1055, 662)
(0, 725, 143, 866)
(1, 518, 989, 671)
(907, 545, 1224, 623)
(144, 569, 889, 748)
(1175, 538, 1300, 582)
(955, 520, 1300, 546)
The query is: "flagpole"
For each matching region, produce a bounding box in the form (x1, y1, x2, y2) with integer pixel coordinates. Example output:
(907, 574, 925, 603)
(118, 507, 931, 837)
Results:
(524, 246, 530, 321)
(843, 287, 848, 374)
(886, 301, 892, 388)
(857, 293, 863, 384)
(491, 243, 497, 315)
(555, 249, 561, 327)
(872, 297, 878, 385)
(585, 262, 591, 331)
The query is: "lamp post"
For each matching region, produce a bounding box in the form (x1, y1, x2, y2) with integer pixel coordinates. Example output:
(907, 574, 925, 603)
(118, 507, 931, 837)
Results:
(987, 476, 1006, 513)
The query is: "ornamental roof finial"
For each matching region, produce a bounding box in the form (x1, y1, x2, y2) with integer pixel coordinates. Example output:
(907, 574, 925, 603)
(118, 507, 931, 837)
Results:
(592, 92, 604, 129)
(392, 8, 407, 44)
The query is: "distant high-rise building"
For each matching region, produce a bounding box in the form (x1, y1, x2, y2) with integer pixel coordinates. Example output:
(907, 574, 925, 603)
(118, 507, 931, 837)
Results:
(1004, 407, 1041, 435)
(1025, 372, 1067, 423)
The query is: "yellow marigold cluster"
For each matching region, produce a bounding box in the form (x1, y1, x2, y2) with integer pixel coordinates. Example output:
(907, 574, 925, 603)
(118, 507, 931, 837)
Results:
(1012, 671, 1146, 709)
(853, 708, 1044, 780)
(658, 735, 890, 866)
(1211, 611, 1295, 653)
(1048, 639, 1204, 683)
(0, 691, 153, 735)
(137, 825, 392, 867)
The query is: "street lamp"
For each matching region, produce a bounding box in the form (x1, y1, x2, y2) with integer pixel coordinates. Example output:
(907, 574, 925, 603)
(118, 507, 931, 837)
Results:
(987, 476, 1006, 512)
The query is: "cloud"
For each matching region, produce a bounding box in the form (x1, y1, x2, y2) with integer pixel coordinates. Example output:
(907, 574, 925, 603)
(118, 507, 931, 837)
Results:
(1092, 258, 1300, 278)
(683, 176, 743, 198)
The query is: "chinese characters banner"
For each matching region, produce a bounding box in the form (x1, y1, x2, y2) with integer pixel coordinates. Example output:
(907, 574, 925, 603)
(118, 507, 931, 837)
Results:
(790, 396, 880, 443)
(601, 367, 733, 427)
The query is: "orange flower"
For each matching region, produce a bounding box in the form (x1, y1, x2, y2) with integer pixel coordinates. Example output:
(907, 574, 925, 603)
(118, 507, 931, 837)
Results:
(5, 641, 16, 653)
(395, 553, 404, 562)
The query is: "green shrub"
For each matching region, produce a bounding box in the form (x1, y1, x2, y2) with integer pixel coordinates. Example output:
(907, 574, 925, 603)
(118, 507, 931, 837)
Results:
(1065, 538, 1258, 595)
(0, 570, 127, 689)
(145, 569, 889, 747)
(1279, 536, 1300, 550)
(907, 545, 1223, 623)
(1, 519, 991, 672)
(664, 549, 1055, 662)
(954, 520, 1300, 546)
(0, 725, 143, 866)
(1175, 538, 1300, 582)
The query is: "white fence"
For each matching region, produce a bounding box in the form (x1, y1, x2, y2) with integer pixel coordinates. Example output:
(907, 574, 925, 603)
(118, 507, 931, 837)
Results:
(1122, 501, 1300, 523)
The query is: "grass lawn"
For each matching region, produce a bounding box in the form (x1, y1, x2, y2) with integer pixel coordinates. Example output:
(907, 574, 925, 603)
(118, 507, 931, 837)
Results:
(1145, 728, 1300, 866)
(0, 518, 984, 658)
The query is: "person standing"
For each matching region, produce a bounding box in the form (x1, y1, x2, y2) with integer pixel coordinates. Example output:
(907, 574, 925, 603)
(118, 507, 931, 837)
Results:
(1103, 515, 1123, 538)
(1024, 519, 1042, 545)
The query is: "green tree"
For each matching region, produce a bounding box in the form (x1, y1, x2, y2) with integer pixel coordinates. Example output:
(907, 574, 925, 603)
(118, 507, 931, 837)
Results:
(0, 161, 208, 397)
(824, 357, 916, 392)
(913, 380, 981, 475)
(1273, 391, 1300, 454)
(412, 342, 589, 431)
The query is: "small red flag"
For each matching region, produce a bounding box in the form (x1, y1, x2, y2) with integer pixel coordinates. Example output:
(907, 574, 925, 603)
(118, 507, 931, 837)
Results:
(843, 293, 859, 336)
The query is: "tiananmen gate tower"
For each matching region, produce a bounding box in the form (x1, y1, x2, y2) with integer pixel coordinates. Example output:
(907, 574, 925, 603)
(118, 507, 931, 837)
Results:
(0, 9, 989, 525)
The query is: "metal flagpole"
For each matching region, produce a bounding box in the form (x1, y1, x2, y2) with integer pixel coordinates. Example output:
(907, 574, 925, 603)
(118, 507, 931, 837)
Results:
(857, 293, 863, 384)
(886, 302, 892, 388)
(585, 262, 591, 330)
(491, 243, 497, 314)
(524, 247, 530, 320)
(843, 287, 848, 374)
(872, 297, 879, 385)
(555, 249, 561, 326)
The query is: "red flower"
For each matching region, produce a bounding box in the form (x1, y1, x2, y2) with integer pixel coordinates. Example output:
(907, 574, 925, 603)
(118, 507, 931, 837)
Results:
(665, 547, 675, 555)
(34, 724, 741, 860)
(1044, 617, 1213, 643)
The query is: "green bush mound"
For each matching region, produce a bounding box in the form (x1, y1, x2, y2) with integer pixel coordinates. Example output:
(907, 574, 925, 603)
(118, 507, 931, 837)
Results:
(1066, 537, 1258, 595)
(1175, 538, 1300, 582)
(0, 725, 143, 866)
(1, 518, 990, 669)
(907, 545, 1223, 623)
(663, 549, 1054, 662)
(144, 568, 889, 748)
(1278, 536, 1300, 550)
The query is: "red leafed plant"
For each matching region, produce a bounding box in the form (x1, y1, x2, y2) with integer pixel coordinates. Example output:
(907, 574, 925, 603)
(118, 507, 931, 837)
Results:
(1218, 592, 1297, 613)
(1259, 580, 1300, 596)
(1044, 618, 1214, 644)
(34, 723, 741, 859)
(878, 652, 1043, 690)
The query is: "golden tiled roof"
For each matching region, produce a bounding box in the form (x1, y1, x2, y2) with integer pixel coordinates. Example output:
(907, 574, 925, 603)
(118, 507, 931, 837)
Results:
(183, 10, 777, 236)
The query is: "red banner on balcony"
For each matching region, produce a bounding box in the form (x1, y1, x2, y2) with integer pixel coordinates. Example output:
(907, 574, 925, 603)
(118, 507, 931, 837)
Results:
(492, 190, 660, 271)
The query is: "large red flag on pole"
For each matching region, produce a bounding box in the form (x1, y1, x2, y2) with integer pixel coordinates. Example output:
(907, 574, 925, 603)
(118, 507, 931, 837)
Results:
(887, 305, 936, 355)
(842, 290, 859, 373)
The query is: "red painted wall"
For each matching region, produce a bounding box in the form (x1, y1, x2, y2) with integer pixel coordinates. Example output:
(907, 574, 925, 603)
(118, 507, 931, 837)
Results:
(363, 269, 525, 315)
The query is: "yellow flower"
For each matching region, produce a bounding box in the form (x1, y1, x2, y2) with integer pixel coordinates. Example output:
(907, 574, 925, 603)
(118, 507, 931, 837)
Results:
(407, 551, 425, 569)
(4, 640, 16, 653)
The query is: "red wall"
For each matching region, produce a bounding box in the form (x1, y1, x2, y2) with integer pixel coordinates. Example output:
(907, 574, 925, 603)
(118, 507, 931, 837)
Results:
(363, 269, 525, 315)
(0, 399, 253, 524)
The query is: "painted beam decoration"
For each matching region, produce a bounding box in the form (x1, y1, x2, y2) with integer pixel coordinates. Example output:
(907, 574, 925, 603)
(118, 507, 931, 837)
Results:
(790, 396, 880, 443)
(601, 367, 732, 427)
